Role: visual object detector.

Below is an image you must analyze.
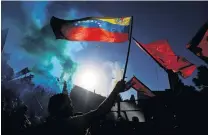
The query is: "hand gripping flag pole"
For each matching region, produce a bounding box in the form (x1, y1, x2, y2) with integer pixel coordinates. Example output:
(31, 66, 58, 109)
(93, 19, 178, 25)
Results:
(117, 16, 134, 119)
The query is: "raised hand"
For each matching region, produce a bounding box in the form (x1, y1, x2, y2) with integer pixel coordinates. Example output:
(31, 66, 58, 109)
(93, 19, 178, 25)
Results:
(114, 80, 126, 93)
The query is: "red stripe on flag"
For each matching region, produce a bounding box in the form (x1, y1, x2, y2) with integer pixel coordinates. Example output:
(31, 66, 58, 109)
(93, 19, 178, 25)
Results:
(61, 27, 129, 43)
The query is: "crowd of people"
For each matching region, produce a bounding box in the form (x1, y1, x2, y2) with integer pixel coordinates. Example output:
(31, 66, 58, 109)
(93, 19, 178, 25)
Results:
(2, 80, 135, 135)
(2, 60, 208, 135)
(2, 78, 207, 135)
(2, 85, 42, 134)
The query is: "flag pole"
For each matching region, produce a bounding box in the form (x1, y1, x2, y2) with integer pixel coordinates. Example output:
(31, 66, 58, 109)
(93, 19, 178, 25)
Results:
(117, 16, 133, 118)
(132, 37, 177, 92)
(122, 16, 134, 80)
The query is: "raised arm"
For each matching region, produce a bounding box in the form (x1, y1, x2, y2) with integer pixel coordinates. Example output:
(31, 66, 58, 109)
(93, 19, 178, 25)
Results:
(95, 80, 125, 116)
(71, 80, 126, 129)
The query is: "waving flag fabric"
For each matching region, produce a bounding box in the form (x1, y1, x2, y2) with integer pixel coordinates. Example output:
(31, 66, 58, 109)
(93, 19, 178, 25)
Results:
(178, 64, 197, 78)
(126, 76, 155, 97)
(50, 16, 131, 43)
(186, 22, 208, 64)
(169, 56, 196, 78)
(136, 40, 176, 69)
(133, 38, 196, 78)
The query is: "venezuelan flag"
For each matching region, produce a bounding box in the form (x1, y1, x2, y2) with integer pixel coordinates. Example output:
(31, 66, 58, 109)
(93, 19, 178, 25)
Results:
(50, 16, 131, 43)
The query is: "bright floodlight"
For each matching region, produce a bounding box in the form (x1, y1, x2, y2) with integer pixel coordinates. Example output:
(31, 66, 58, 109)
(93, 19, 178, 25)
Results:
(80, 71, 97, 90)
(73, 64, 108, 95)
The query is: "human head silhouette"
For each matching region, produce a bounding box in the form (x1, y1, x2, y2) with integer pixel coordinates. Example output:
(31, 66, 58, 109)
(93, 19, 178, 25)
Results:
(132, 116, 139, 122)
(48, 93, 73, 118)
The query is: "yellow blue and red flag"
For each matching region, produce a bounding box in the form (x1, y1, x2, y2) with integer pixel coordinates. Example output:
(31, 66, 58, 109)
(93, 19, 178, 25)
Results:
(50, 16, 131, 43)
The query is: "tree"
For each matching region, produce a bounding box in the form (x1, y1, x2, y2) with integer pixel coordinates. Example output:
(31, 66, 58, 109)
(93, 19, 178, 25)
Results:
(193, 65, 208, 90)
(174, 78, 197, 95)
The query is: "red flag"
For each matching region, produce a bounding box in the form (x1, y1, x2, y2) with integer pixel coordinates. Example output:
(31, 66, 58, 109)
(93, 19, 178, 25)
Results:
(126, 76, 155, 97)
(178, 64, 197, 78)
(133, 38, 196, 78)
(135, 40, 176, 68)
(186, 22, 208, 64)
(170, 56, 197, 78)
(50, 16, 131, 43)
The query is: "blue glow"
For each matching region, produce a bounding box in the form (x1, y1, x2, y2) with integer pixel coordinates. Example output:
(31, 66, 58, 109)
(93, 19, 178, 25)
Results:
(50, 56, 63, 78)
(21, 1, 50, 29)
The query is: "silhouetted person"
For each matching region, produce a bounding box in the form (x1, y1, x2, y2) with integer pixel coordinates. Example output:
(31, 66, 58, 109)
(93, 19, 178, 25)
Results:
(132, 116, 139, 122)
(130, 94, 136, 104)
(24, 80, 126, 135)
(11, 105, 31, 133)
(2, 99, 10, 134)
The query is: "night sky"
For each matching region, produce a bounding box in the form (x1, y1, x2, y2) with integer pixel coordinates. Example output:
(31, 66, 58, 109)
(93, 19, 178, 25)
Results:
(2, 1, 208, 99)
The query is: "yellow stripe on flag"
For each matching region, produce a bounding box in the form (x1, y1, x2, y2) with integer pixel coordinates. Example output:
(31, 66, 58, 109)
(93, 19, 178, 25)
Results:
(98, 17, 131, 26)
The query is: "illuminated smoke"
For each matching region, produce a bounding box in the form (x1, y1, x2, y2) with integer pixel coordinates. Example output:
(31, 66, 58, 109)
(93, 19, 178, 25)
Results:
(19, 2, 79, 92)
(3, 1, 101, 93)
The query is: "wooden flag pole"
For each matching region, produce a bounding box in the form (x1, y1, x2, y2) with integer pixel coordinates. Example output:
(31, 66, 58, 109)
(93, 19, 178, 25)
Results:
(132, 37, 177, 92)
(117, 16, 134, 118)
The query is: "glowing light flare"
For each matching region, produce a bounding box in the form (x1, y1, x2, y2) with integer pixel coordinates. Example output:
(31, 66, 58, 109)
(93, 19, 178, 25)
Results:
(73, 64, 107, 93)
(80, 71, 97, 90)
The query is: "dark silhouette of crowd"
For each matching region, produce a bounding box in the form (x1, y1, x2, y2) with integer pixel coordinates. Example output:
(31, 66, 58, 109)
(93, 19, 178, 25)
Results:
(2, 65, 208, 135)
(2, 80, 127, 135)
